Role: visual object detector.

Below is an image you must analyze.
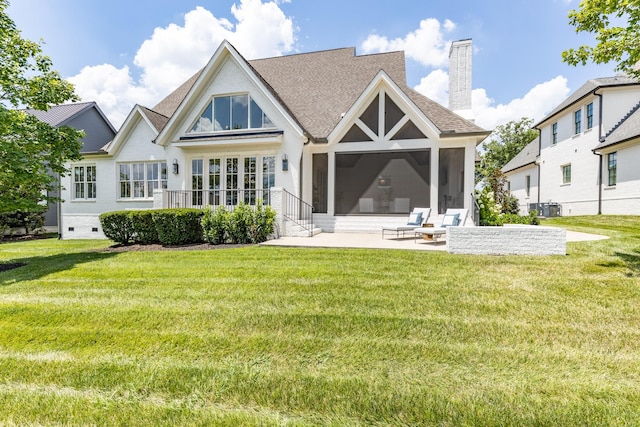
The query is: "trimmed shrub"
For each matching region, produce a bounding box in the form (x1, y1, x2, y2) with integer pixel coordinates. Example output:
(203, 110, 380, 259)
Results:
(129, 210, 159, 244)
(202, 206, 229, 245)
(152, 208, 204, 245)
(228, 203, 254, 244)
(100, 211, 134, 244)
(249, 201, 276, 243)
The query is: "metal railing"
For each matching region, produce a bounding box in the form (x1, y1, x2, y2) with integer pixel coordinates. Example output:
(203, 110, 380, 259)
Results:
(471, 192, 480, 225)
(282, 189, 314, 237)
(166, 189, 271, 210)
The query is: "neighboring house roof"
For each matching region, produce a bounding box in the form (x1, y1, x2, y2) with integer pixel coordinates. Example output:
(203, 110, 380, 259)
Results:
(536, 75, 639, 127)
(25, 102, 108, 129)
(594, 105, 640, 152)
(147, 43, 488, 141)
(501, 138, 539, 173)
(25, 101, 117, 154)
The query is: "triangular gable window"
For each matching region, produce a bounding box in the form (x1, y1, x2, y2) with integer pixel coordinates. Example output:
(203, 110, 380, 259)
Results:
(340, 91, 426, 143)
(391, 120, 426, 140)
(341, 124, 373, 142)
(190, 94, 274, 133)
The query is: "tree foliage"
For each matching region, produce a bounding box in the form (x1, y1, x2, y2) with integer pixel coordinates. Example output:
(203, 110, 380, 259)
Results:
(562, 0, 640, 79)
(478, 117, 538, 181)
(0, 0, 83, 214)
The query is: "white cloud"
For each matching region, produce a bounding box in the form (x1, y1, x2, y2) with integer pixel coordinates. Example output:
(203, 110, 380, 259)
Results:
(68, 1, 296, 128)
(413, 70, 571, 130)
(361, 18, 455, 68)
(471, 76, 571, 129)
(414, 69, 449, 106)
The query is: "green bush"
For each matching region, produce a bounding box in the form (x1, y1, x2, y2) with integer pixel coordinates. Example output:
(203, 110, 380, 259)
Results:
(503, 194, 520, 215)
(0, 209, 45, 236)
(152, 209, 204, 246)
(129, 210, 159, 244)
(100, 211, 135, 244)
(228, 203, 254, 244)
(202, 206, 229, 245)
(249, 201, 276, 243)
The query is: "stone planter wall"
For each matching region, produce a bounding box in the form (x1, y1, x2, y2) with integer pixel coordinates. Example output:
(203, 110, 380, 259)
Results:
(447, 225, 566, 255)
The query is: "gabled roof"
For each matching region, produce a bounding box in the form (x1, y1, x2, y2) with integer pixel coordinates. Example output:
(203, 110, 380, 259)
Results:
(536, 75, 639, 127)
(140, 106, 170, 133)
(593, 106, 640, 152)
(25, 101, 116, 133)
(502, 138, 539, 173)
(146, 41, 488, 141)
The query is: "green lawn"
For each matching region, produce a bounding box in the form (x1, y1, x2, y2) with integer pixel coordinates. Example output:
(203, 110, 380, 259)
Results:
(0, 216, 639, 426)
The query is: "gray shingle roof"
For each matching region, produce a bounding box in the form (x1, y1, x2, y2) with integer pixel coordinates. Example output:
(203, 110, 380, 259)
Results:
(25, 102, 95, 127)
(149, 44, 488, 140)
(140, 106, 170, 133)
(537, 75, 639, 126)
(594, 107, 640, 151)
(501, 138, 539, 173)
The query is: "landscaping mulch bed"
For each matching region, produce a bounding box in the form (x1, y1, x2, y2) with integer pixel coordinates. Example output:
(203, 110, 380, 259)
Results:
(100, 243, 253, 253)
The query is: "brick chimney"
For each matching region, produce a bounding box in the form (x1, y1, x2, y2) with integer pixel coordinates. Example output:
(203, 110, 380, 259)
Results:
(448, 39, 473, 118)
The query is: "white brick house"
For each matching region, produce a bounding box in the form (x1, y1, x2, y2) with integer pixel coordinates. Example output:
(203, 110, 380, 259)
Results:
(503, 75, 640, 216)
(60, 40, 489, 239)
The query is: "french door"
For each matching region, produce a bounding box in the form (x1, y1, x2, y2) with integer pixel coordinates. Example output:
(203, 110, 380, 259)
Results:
(191, 155, 275, 207)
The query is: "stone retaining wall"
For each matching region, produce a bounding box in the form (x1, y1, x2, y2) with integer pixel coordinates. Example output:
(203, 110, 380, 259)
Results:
(447, 225, 566, 255)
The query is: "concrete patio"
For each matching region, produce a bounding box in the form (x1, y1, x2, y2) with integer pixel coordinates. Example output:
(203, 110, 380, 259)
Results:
(260, 228, 608, 251)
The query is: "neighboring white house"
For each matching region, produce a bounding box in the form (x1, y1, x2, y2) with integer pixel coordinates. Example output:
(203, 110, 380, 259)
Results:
(501, 138, 539, 215)
(504, 74, 640, 216)
(60, 40, 490, 239)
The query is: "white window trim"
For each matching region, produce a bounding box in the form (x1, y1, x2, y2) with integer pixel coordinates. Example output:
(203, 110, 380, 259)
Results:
(117, 161, 167, 200)
(72, 164, 97, 202)
(189, 154, 277, 192)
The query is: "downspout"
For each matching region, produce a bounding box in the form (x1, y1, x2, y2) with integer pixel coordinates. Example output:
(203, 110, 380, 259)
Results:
(536, 128, 541, 206)
(57, 172, 63, 240)
(595, 91, 604, 215)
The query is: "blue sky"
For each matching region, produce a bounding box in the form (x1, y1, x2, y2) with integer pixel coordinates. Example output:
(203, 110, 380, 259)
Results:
(8, 0, 616, 129)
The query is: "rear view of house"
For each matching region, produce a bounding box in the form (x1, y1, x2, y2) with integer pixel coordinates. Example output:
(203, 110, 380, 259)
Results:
(60, 40, 489, 238)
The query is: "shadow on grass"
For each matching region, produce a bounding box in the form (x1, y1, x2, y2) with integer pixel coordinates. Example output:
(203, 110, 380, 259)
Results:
(0, 251, 118, 286)
(614, 249, 640, 277)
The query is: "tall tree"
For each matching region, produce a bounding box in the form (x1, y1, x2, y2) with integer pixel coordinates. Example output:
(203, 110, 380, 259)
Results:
(478, 117, 538, 182)
(0, 0, 83, 214)
(562, 0, 640, 79)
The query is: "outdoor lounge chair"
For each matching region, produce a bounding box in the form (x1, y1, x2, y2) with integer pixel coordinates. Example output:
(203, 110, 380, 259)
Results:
(381, 207, 431, 239)
(414, 208, 469, 243)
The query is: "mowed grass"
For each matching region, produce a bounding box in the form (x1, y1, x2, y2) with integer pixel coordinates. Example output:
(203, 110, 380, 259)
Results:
(0, 216, 639, 426)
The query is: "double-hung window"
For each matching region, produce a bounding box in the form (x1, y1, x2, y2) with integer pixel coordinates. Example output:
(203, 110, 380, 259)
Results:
(119, 161, 167, 199)
(73, 165, 96, 200)
(608, 152, 617, 186)
(574, 110, 582, 134)
(586, 102, 594, 129)
(562, 164, 572, 184)
(525, 175, 531, 197)
(552, 122, 558, 144)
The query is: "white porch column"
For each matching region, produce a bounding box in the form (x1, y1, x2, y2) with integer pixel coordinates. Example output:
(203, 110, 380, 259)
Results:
(464, 143, 476, 211)
(430, 147, 439, 214)
(269, 187, 286, 237)
(327, 152, 336, 216)
(153, 189, 167, 209)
